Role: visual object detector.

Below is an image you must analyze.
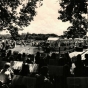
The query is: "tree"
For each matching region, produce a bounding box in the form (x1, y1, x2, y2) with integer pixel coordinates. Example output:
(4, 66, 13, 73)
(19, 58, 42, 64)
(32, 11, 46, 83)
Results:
(63, 26, 86, 38)
(0, 0, 42, 39)
(58, 0, 88, 37)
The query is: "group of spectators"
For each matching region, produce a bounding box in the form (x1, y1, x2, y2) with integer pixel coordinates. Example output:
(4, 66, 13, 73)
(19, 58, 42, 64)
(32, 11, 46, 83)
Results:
(0, 45, 88, 88)
(0, 39, 16, 51)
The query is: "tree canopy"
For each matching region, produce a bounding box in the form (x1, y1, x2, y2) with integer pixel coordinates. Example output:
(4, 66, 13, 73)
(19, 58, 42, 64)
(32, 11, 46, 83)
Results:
(63, 26, 86, 38)
(58, 0, 88, 38)
(0, 0, 42, 39)
(0, 33, 59, 40)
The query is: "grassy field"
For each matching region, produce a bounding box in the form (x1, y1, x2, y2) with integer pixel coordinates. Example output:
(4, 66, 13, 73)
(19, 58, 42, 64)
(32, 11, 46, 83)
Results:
(10, 45, 88, 60)
(10, 45, 44, 55)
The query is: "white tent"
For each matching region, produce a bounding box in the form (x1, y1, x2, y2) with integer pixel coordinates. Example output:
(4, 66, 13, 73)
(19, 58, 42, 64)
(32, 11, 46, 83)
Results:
(47, 37, 59, 41)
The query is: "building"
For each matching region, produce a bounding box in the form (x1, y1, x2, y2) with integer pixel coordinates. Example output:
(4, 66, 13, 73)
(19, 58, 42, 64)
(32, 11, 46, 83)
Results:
(47, 37, 59, 43)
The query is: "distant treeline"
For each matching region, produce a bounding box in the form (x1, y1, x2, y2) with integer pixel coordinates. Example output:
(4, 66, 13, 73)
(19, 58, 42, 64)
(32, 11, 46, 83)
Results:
(0, 33, 59, 40)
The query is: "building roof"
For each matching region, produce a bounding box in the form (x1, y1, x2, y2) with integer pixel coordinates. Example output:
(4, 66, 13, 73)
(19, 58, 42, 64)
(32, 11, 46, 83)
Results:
(47, 37, 59, 41)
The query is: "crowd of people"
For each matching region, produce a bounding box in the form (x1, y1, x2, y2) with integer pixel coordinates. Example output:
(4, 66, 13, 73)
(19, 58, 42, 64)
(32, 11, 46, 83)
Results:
(0, 39, 16, 51)
(0, 42, 88, 88)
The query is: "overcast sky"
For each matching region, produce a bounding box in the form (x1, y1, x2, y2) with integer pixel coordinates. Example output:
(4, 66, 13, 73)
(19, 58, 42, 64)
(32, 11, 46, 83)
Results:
(1, 0, 72, 35)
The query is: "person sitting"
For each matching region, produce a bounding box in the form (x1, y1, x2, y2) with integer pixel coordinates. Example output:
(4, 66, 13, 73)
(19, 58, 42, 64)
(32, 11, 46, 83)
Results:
(6, 50, 12, 62)
(84, 54, 88, 76)
(0, 63, 14, 83)
(35, 52, 41, 64)
(19, 63, 30, 76)
(64, 53, 72, 68)
(84, 54, 88, 66)
(21, 53, 27, 62)
(1, 51, 6, 61)
(16, 53, 22, 61)
(74, 54, 85, 77)
(26, 57, 32, 64)
(51, 53, 56, 60)
(44, 54, 51, 65)
(36, 66, 53, 88)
